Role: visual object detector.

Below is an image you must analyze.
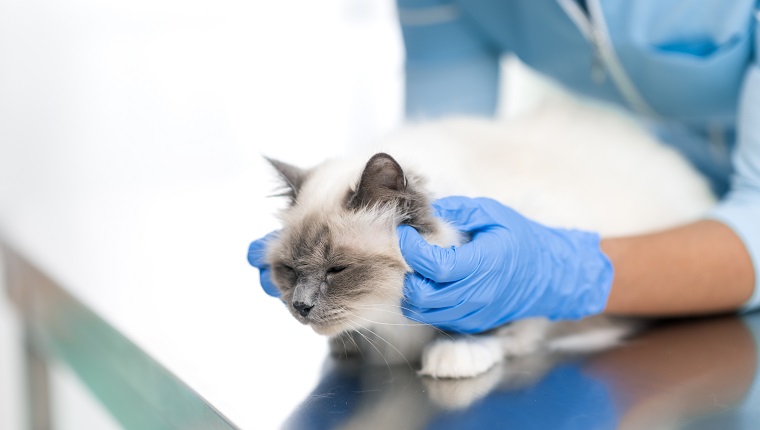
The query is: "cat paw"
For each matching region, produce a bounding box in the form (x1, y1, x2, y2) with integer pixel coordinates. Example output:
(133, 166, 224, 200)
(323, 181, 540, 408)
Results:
(419, 338, 502, 379)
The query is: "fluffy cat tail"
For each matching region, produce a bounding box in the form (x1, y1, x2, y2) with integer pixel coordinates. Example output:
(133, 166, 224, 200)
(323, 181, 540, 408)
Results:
(495, 316, 642, 357)
(545, 316, 643, 353)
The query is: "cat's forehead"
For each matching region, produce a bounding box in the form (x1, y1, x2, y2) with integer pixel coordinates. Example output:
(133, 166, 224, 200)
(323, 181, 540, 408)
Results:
(276, 213, 338, 260)
(276, 210, 396, 262)
(282, 218, 332, 263)
(296, 158, 363, 209)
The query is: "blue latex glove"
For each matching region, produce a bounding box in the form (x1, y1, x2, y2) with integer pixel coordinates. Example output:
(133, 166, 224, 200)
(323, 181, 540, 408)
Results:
(247, 231, 281, 298)
(397, 196, 613, 333)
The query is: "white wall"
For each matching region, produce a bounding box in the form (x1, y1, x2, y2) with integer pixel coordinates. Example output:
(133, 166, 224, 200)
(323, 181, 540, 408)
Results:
(0, 1, 403, 428)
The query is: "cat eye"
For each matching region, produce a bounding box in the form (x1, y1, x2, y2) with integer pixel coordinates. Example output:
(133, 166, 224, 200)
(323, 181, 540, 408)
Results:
(275, 264, 296, 278)
(327, 266, 347, 274)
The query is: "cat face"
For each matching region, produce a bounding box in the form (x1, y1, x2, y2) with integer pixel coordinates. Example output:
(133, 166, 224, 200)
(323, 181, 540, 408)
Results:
(267, 211, 408, 335)
(265, 153, 437, 335)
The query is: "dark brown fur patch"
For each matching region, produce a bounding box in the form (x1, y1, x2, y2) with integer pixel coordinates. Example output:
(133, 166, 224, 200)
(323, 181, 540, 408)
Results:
(346, 153, 438, 235)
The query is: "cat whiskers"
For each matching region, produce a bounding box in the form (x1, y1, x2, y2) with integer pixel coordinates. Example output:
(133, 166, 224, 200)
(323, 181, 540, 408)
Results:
(318, 307, 348, 319)
(311, 307, 349, 326)
(353, 305, 454, 340)
(345, 320, 393, 376)
(348, 313, 427, 352)
(346, 313, 447, 346)
(338, 333, 347, 354)
(350, 314, 424, 326)
(345, 330, 365, 359)
(347, 318, 413, 373)
(335, 325, 365, 360)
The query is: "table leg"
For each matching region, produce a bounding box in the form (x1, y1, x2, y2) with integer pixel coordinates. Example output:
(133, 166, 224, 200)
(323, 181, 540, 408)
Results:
(24, 325, 51, 430)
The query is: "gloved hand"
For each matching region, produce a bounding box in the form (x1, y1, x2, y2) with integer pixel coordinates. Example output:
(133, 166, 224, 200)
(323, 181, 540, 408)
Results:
(397, 196, 613, 333)
(247, 230, 281, 298)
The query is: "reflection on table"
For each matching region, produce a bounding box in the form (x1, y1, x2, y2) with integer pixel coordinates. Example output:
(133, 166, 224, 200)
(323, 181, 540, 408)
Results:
(283, 314, 760, 430)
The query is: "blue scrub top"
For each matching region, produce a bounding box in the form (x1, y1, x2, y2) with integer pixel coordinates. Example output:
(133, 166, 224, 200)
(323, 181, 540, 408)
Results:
(397, 0, 760, 310)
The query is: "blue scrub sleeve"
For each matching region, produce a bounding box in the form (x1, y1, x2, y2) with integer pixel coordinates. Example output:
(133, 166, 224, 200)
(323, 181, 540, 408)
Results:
(708, 13, 760, 312)
(396, 0, 501, 118)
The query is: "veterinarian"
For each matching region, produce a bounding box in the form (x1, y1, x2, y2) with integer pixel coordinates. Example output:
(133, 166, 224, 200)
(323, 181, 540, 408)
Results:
(388, 0, 760, 333)
(250, 1, 760, 333)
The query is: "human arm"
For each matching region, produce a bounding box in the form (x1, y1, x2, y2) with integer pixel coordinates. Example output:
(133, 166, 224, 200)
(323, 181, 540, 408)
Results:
(609, 19, 760, 315)
(398, 19, 760, 327)
(601, 220, 753, 316)
(701, 29, 760, 312)
(397, 199, 754, 333)
(605, 13, 760, 315)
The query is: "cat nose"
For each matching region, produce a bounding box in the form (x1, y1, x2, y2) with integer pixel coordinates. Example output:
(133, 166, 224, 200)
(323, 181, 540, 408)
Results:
(293, 301, 314, 317)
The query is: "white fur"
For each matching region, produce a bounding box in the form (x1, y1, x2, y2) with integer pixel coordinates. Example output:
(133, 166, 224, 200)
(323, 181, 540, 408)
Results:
(546, 325, 633, 352)
(419, 337, 504, 379)
(374, 105, 715, 237)
(340, 102, 715, 379)
(290, 99, 715, 379)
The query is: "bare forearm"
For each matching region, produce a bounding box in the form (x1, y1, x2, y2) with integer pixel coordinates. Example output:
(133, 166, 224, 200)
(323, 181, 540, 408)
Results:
(601, 220, 755, 316)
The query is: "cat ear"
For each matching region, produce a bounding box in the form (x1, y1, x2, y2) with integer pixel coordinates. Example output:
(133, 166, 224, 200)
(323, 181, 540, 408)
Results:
(265, 156, 307, 204)
(347, 153, 407, 209)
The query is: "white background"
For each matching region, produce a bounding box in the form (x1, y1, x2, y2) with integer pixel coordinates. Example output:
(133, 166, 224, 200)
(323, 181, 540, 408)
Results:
(0, 0, 404, 428)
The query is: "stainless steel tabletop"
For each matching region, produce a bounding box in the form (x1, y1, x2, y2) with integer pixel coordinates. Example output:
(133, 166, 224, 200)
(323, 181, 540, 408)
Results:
(281, 315, 760, 430)
(7, 235, 760, 429)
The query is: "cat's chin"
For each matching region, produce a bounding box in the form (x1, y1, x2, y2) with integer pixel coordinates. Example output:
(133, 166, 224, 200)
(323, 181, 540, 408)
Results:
(310, 323, 347, 337)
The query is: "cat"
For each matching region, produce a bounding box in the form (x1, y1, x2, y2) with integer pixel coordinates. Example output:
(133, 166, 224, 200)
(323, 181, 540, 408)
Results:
(263, 102, 716, 379)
